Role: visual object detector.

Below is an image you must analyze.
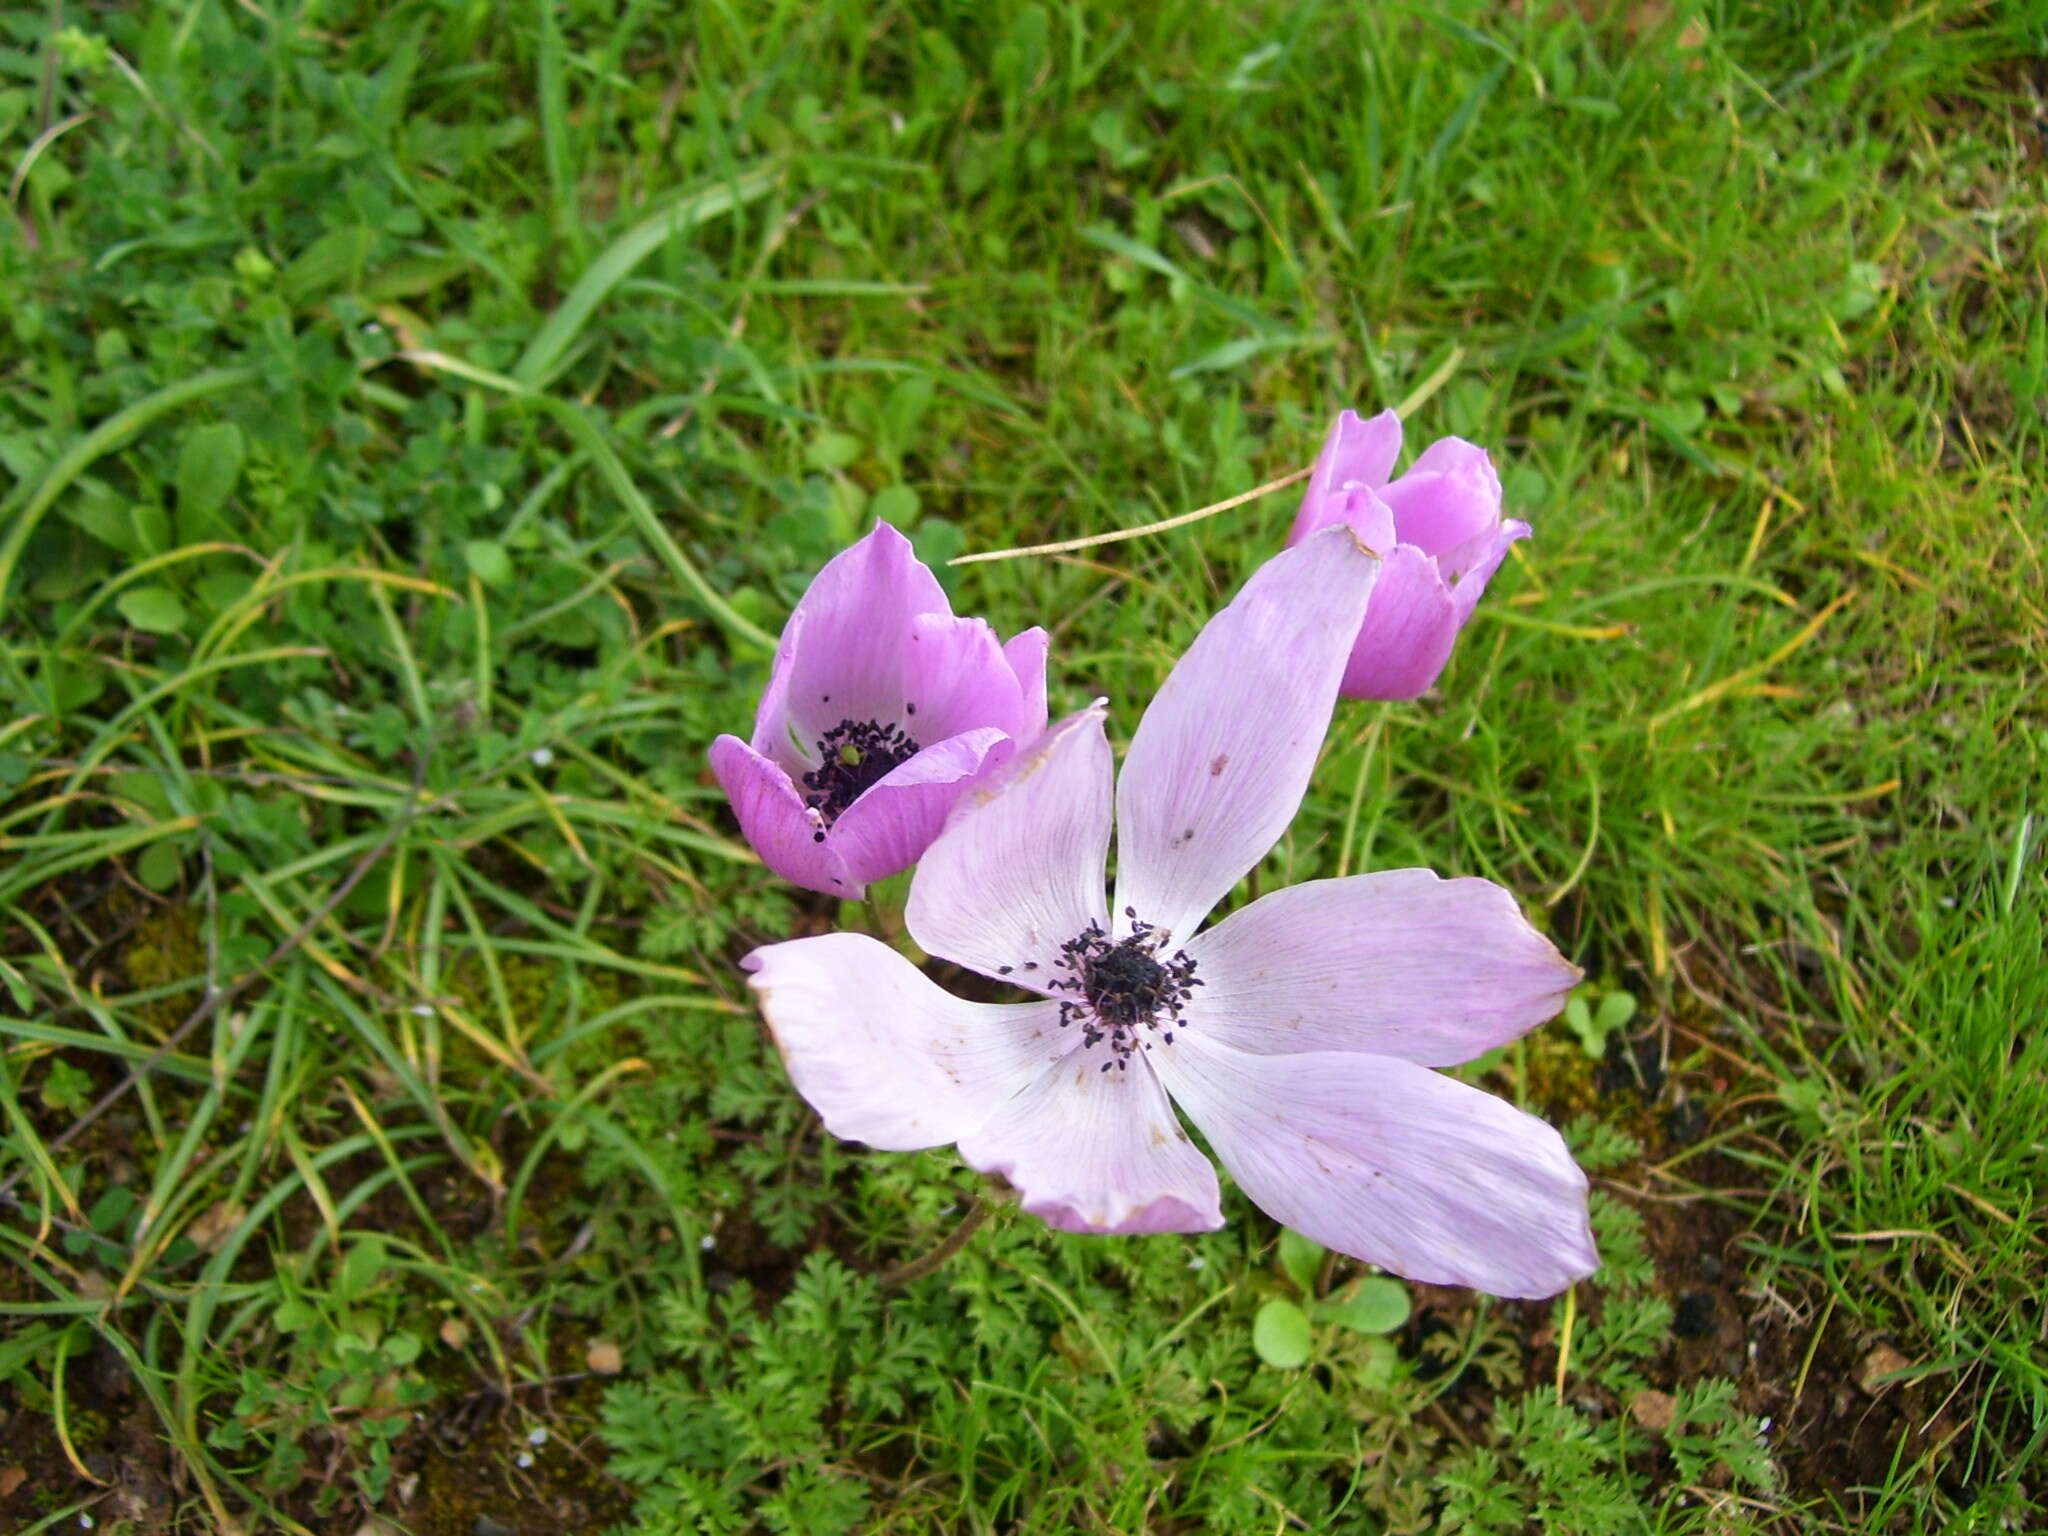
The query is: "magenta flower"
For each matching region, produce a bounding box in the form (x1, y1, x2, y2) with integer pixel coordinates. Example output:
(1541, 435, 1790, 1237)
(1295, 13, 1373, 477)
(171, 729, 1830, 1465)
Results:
(1288, 408, 1530, 701)
(710, 523, 1048, 897)
(743, 528, 1595, 1298)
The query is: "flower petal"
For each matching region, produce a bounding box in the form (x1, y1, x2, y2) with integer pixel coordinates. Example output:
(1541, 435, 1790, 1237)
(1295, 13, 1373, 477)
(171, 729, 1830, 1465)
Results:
(907, 708, 1113, 989)
(1153, 1038, 1596, 1297)
(709, 734, 856, 897)
(784, 522, 949, 742)
(1181, 870, 1580, 1065)
(1443, 520, 1530, 625)
(1337, 543, 1460, 701)
(828, 727, 1013, 889)
(1114, 527, 1378, 945)
(1288, 409, 1402, 544)
(744, 932, 1072, 1151)
(900, 613, 1027, 745)
(1379, 437, 1502, 558)
(1290, 485, 1397, 554)
(748, 602, 810, 778)
(958, 1055, 1222, 1234)
(1003, 626, 1050, 740)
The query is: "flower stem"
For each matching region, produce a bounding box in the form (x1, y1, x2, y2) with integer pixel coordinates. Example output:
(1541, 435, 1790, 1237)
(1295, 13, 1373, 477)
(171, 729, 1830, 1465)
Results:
(880, 1196, 991, 1289)
(1337, 703, 1392, 881)
(859, 892, 898, 946)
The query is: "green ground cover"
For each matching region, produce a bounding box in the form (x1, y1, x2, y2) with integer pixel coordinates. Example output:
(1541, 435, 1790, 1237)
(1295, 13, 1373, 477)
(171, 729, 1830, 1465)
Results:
(1, 1, 2041, 1531)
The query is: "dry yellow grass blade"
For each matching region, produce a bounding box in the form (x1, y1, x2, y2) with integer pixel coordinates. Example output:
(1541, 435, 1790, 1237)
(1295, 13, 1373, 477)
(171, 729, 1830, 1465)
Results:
(948, 465, 1313, 567)
(1649, 591, 1857, 730)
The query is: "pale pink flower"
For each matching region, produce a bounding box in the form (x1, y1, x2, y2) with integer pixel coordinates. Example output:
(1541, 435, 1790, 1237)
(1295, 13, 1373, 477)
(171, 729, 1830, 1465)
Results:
(745, 529, 1594, 1298)
(710, 523, 1047, 897)
(1289, 408, 1529, 700)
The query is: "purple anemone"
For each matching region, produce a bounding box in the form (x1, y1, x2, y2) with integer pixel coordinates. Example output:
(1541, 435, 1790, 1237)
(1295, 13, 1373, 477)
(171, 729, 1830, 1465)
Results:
(710, 522, 1048, 898)
(743, 528, 1596, 1299)
(1288, 408, 1530, 701)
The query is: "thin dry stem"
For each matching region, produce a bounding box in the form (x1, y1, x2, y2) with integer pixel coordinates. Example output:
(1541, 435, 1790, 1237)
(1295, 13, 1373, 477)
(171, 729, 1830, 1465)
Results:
(949, 466, 1311, 566)
(880, 1196, 992, 1288)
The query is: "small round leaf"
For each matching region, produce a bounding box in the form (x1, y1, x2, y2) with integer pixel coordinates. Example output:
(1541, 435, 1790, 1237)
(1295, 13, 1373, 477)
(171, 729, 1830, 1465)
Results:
(136, 839, 183, 893)
(465, 539, 513, 588)
(117, 585, 187, 635)
(1358, 1335, 1400, 1388)
(1252, 1298, 1313, 1369)
(1594, 990, 1639, 1033)
(1317, 1276, 1411, 1336)
(806, 430, 863, 470)
(1277, 1227, 1325, 1295)
(175, 420, 245, 529)
(1564, 991, 1593, 1035)
(871, 484, 920, 529)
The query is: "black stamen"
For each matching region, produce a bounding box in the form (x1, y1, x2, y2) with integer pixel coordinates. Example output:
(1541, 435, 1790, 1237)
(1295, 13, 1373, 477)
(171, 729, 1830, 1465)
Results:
(1046, 914, 1199, 1064)
(800, 718, 921, 827)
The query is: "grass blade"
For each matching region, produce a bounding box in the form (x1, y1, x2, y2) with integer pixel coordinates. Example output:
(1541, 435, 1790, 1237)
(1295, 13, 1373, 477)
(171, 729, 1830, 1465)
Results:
(512, 162, 781, 390)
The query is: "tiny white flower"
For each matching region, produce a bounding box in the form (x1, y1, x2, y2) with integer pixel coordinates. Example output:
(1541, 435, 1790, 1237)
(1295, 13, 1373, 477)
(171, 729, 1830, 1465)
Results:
(516, 1451, 534, 1469)
(529, 747, 555, 768)
(527, 1426, 548, 1446)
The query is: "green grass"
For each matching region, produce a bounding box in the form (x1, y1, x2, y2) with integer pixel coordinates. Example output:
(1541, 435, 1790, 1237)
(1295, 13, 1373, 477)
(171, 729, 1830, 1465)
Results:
(1, 1, 2041, 1532)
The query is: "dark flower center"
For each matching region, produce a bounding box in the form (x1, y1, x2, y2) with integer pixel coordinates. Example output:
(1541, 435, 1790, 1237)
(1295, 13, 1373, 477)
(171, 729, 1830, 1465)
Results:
(801, 718, 920, 835)
(1049, 910, 1201, 1071)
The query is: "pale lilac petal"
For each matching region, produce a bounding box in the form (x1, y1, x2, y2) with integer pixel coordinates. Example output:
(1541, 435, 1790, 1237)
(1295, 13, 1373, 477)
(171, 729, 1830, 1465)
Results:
(1443, 520, 1530, 624)
(1114, 528, 1378, 945)
(1287, 409, 1402, 543)
(1153, 1039, 1596, 1297)
(899, 613, 1026, 745)
(744, 933, 1072, 1151)
(1289, 488, 1346, 543)
(709, 734, 856, 897)
(907, 709, 1112, 989)
(1181, 870, 1580, 1066)
(958, 1055, 1222, 1234)
(748, 603, 809, 778)
(828, 727, 1013, 889)
(1291, 486, 1397, 554)
(784, 522, 949, 741)
(1002, 626, 1050, 740)
(1379, 438, 1502, 558)
(1337, 543, 1460, 701)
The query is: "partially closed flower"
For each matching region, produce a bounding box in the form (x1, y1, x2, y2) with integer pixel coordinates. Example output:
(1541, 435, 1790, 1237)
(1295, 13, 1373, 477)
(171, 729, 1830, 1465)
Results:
(1289, 408, 1528, 701)
(710, 523, 1047, 897)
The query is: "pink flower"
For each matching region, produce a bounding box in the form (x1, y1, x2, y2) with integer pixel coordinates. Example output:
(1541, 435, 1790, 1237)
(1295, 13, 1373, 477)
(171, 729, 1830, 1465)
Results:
(1288, 408, 1530, 701)
(710, 523, 1048, 898)
(743, 529, 1595, 1298)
